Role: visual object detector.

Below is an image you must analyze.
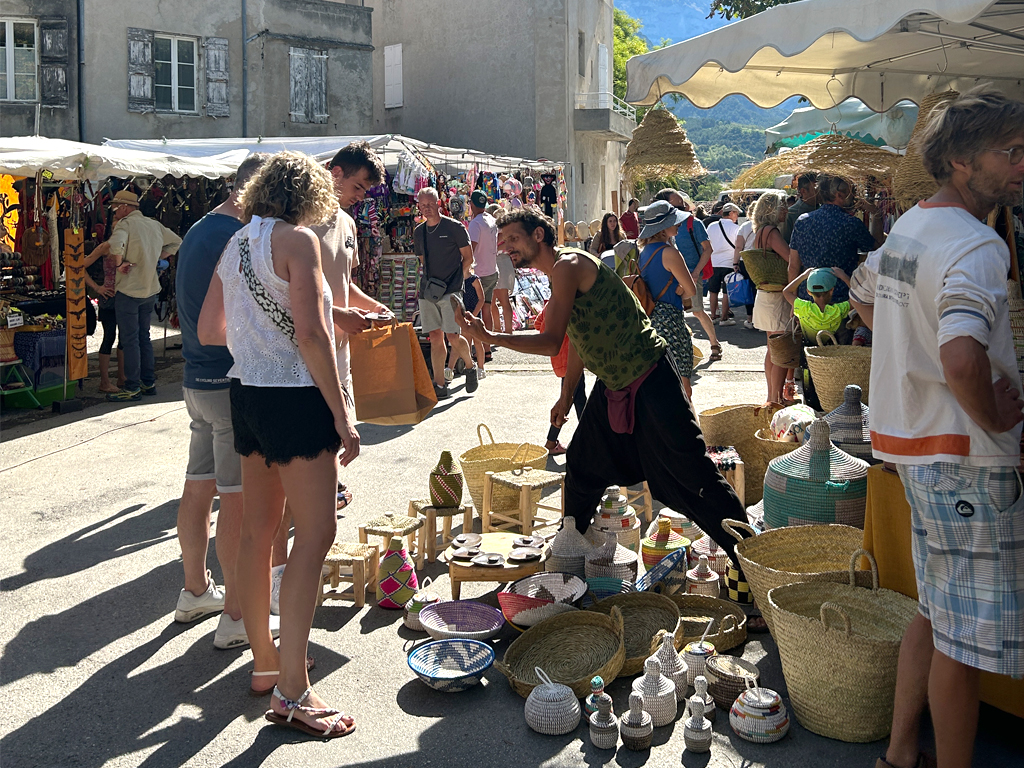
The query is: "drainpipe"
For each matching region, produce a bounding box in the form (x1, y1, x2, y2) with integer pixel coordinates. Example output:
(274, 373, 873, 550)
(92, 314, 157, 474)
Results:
(241, 0, 248, 137)
(77, 0, 85, 141)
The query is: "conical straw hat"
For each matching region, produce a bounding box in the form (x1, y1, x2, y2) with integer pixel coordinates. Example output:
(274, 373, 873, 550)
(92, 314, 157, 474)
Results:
(893, 90, 959, 212)
(733, 133, 899, 191)
(622, 107, 705, 183)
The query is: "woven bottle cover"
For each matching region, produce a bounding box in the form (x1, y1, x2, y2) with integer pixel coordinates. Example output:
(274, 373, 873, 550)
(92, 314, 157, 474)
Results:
(585, 675, 607, 716)
(686, 555, 719, 587)
(376, 530, 419, 609)
(654, 632, 689, 701)
(599, 485, 629, 515)
(694, 674, 715, 715)
(624, 691, 651, 727)
(589, 693, 619, 749)
(594, 693, 615, 722)
(429, 450, 464, 508)
(687, 693, 706, 724)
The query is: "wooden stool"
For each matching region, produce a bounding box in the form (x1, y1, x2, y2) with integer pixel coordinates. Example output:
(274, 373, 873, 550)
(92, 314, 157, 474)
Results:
(482, 466, 563, 536)
(318, 542, 379, 608)
(707, 446, 746, 507)
(358, 513, 425, 570)
(625, 482, 654, 524)
(409, 499, 475, 565)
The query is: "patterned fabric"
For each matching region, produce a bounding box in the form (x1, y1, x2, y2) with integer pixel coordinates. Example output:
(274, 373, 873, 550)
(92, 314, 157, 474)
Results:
(239, 236, 296, 343)
(375, 538, 419, 609)
(649, 302, 693, 379)
(898, 462, 1024, 677)
(564, 248, 666, 390)
(789, 204, 876, 301)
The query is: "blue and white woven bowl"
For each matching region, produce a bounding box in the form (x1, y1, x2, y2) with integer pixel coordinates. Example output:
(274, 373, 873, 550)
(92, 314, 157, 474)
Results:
(408, 639, 495, 692)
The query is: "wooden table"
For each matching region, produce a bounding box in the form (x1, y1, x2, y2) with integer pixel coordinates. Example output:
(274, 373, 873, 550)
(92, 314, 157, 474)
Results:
(441, 531, 548, 599)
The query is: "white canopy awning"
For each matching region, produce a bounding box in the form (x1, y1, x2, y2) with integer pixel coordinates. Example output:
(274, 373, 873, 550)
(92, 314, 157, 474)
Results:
(0, 137, 248, 180)
(625, 0, 1024, 111)
(765, 99, 918, 151)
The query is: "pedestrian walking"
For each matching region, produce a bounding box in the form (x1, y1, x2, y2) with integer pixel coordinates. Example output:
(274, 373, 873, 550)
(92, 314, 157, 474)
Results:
(467, 190, 499, 363)
(705, 203, 742, 325)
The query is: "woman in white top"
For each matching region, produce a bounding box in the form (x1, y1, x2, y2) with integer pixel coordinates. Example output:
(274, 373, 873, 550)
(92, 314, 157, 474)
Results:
(199, 151, 358, 739)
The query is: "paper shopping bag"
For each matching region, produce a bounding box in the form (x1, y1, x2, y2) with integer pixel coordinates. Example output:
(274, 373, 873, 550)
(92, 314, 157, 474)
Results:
(350, 321, 438, 425)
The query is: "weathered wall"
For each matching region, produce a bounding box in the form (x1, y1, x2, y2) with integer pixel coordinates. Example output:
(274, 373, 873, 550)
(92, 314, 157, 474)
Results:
(0, 0, 79, 140)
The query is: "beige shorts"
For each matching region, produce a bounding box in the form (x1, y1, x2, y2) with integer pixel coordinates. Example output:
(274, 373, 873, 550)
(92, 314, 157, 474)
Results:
(184, 387, 242, 493)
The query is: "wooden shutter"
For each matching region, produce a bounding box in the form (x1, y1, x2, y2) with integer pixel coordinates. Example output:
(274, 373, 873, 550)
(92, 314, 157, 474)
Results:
(384, 43, 402, 109)
(288, 47, 308, 123)
(39, 17, 69, 108)
(204, 37, 229, 117)
(127, 27, 155, 113)
(311, 50, 327, 124)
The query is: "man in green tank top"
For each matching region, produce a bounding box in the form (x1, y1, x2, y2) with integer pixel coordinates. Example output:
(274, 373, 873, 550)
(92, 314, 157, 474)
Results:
(455, 209, 745, 558)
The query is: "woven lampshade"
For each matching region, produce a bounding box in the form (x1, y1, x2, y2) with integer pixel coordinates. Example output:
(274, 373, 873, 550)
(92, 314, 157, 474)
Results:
(892, 90, 959, 212)
(622, 107, 705, 183)
(733, 133, 899, 191)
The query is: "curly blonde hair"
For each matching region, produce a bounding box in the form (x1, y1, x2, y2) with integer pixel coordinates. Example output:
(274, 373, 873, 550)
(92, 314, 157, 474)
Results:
(752, 190, 787, 233)
(238, 150, 338, 226)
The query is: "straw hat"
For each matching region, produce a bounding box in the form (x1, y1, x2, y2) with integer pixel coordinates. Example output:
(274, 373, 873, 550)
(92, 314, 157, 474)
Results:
(892, 90, 959, 212)
(110, 190, 140, 208)
(622, 107, 705, 183)
(732, 133, 898, 190)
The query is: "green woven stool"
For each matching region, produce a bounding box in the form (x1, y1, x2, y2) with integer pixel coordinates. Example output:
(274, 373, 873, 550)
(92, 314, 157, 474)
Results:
(409, 498, 475, 565)
(358, 512, 425, 570)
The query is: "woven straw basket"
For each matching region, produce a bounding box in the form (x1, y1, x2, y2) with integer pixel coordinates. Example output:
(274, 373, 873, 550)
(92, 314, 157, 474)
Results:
(660, 593, 748, 652)
(622, 106, 705, 184)
(525, 667, 582, 735)
(893, 91, 959, 212)
(459, 424, 548, 512)
(588, 592, 683, 675)
(767, 320, 802, 369)
(698, 404, 780, 504)
(805, 331, 871, 411)
(741, 248, 789, 288)
(767, 550, 918, 742)
(725, 519, 872, 633)
(496, 605, 625, 699)
(754, 428, 800, 466)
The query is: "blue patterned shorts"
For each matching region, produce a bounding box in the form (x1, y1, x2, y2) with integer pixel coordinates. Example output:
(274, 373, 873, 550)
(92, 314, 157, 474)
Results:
(898, 462, 1024, 677)
(650, 302, 693, 379)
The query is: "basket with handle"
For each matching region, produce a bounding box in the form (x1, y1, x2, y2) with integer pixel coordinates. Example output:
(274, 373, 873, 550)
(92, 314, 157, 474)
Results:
(459, 424, 548, 512)
(741, 247, 789, 288)
(767, 549, 919, 742)
(754, 428, 800, 467)
(767, 317, 803, 369)
(660, 593, 748, 652)
(805, 330, 872, 411)
(587, 592, 683, 675)
(729, 676, 790, 743)
(524, 667, 582, 735)
(698, 404, 780, 505)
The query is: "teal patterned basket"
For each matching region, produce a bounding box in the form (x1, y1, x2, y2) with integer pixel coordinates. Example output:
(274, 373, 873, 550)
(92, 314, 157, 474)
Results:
(763, 419, 869, 529)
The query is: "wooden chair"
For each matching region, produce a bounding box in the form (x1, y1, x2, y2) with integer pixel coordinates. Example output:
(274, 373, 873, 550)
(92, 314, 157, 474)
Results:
(482, 466, 563, 536)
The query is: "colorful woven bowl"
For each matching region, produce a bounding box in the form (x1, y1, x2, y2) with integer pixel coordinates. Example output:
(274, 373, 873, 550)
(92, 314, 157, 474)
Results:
(418, 600, 505, 641)
(498, 572, 587, 630)
(408, 639, 495, 692)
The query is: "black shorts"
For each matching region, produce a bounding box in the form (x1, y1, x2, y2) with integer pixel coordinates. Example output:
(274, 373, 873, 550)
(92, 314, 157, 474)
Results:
(229, 379, 341, 467)
(706, 266, 732, 293)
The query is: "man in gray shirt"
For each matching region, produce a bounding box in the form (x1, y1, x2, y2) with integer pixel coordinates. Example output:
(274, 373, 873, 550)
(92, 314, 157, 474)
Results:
(783, 171, 820, 243)
(414, 187, 478, 399)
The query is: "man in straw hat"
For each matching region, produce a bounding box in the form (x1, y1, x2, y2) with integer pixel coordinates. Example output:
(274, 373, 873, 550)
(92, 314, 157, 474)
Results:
(849, 85, 1024, 768)
(89, 189, 181, 402)
(453, 208, 746, 560)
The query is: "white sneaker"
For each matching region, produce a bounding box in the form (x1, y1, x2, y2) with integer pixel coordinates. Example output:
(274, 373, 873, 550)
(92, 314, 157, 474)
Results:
(213, 612, 281, 650)
(743, 320, 755, 330)
(720, 318, 737, 326)
(478, 369, 487, 380)
(174, 570, 225, 623)
(444, 367, 454, 383)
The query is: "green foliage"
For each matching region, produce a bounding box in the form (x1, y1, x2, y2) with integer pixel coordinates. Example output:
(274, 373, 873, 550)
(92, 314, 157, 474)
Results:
(683, 117, 767, 182)
(707, 0, 796, 20)
(613, 9, 648, 102)
(689, 176, 723, 201)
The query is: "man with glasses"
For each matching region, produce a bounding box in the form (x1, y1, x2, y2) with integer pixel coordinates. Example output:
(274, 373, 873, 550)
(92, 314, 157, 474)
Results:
(849, 86, 1024, 768)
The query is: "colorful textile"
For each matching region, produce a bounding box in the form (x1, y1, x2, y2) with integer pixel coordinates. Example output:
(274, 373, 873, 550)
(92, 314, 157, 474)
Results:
(650, 301, 693, 379)
(792, 298, 850, 338)
(789, 204, 875, 301)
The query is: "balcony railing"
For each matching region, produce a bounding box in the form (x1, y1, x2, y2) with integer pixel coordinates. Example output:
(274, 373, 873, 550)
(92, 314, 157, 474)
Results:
(574, 91, 636, 122)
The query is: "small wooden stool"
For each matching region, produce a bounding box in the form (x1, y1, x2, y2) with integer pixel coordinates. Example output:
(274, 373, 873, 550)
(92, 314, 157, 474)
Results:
(409, 499, 475, 565)
(358, 513, 425, 570)
(707, 446, 746, 507)
(482, 466, 563, 536)
(318, 542, 379, 608)
(625, 482, 654, 524)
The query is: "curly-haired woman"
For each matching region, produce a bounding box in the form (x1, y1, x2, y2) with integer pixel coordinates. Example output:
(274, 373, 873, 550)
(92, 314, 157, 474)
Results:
(199, 151, 358, 738)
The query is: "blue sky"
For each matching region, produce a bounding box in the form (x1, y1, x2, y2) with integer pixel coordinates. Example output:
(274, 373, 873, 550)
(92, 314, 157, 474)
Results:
(616, 0, 729, 46)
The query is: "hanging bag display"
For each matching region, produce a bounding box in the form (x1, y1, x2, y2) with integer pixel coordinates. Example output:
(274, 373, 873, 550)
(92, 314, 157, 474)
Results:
(21, 175, 51, 267)
(350, 319, 438, 425)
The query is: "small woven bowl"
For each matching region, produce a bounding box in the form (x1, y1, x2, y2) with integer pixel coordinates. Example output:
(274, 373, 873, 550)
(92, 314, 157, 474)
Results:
(419, 600, 505, 641)
(408, 639, 495, 692)
(499, 572, 588, 631)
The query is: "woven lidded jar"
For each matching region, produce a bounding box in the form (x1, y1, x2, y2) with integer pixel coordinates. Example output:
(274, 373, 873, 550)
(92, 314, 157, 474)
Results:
(620, 692, 653, 751)
(631, 657, 677, 727)
(823, 385, 876, 464)
(685, 555, 721, 597)
(403, 576, 442, 631)
(429, 450, 464, 508)
(545, 517, 593, 579)
(641, 516, 690, 569)
(689, 534, 730, 577)
(646, 510, 703, 542)
(652, 631, 689, 701)
(589, 693, 619, 750)
(763, 419, 869, 529)
(585, 531, 639, 582)
(525, 667, 581, 735)
(584, 675, 609, 717)
(683, 694, 713, 753)
(730, 678, 790, 743)
(682, 640, 718, 685)
(693, 674, 717, 723)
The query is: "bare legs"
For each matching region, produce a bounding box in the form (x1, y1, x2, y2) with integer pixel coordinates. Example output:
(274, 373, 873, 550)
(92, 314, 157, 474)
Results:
(177, 478, 242, 619)
(493, 288, 514, 332)
(445, 332, 475, 372)
(690, 306, 720, 348)
(97, 349, 126, 391)
(428, 329, 447, 388)
(763, 339, 788, 404)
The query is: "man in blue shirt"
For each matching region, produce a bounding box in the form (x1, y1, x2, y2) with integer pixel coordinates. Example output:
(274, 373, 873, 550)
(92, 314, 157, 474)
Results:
(788, 174, 883, 302)
(173, 153, 279, 650)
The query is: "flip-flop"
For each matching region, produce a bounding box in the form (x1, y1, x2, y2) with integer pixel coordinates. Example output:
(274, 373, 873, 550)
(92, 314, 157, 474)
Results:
(337, 490, 353, 511)
(265, 686, 355, 739)
(746, 610, 770, 633)
(249, 655, 316, 696)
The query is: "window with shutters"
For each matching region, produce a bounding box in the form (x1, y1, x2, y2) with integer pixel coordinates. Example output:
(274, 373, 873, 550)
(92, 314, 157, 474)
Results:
(0, 19, 39, 102)
(383, 44, 402, 109)
(154, 34, 197, 112)
(289, 47, 327, 123)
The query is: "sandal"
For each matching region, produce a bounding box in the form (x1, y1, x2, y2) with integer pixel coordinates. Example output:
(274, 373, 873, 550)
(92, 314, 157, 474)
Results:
(746, 609, 770, 633)
(249, 655, 316, 696)
(782, 379, 799, 403)
(265, 686, 355, 738)
(98, 383, 120, 393)
(337, 489, 353, 512)
(709, 344, 723, 362)
(547, 442, 568, 456)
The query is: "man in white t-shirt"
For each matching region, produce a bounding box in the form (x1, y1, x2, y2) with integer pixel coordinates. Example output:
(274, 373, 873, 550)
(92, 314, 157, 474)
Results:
(467, 190, 499, 363)
(850, 87, 1024, 768)
(705, 203, 741, 325)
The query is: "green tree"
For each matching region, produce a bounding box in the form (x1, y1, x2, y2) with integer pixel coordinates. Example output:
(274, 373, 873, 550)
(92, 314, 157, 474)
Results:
(613, 9, 648, 102)
(708, 0, 795, 20)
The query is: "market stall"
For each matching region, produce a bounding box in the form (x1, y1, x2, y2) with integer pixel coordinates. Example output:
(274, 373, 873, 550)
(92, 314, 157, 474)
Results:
(765, 100, 918, 153)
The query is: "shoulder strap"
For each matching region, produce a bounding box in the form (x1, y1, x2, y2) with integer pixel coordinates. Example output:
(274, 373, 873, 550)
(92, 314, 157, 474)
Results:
(640, 243, 676, 302)
(686, 215, 701, 254)
(717, 221, 735, 249)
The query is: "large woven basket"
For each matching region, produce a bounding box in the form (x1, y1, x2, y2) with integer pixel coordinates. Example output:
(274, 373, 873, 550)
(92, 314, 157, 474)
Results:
(767, 550, 918, 742)
(805, 331, 871, 411)
(698, 404, 780, 504)
(587, 592, 683, 675)
(459, 424, 548, 512)
(767, 320, 803, 369)
(740, 248, 789, 288)
(496, 605, 625, 698)
(754, 428, 800, 467)
(725, 519, 871, 633)
(660, 593, 748, 652)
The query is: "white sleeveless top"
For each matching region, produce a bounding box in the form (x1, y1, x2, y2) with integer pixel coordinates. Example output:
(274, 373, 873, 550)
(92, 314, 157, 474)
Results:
(218, 215, 334, 387)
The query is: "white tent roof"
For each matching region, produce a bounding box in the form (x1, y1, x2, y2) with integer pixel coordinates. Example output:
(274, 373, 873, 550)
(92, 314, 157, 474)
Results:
(0, 136, 248, 180)
(625, 0, 1024, 111)
(765, 99, 918, 151)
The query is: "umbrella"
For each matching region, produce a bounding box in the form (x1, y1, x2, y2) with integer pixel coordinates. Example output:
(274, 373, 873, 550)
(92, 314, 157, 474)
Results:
(621, 107, 705, 184)
(625, 0, 1024, 112)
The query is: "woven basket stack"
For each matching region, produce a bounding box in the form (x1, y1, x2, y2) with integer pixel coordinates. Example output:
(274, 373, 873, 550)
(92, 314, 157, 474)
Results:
(698, 404, 779, 505)
(622, 107, 706, 184)
(546, 517, 593, 579)
(823, 385, 875, 463)
(585, 531, 639, 582)
(588, 485, 642, 552)
(892, 90, 959, 212)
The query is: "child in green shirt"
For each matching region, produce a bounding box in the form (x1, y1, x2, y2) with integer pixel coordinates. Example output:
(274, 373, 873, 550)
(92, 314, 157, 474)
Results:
(783, 267, 852, 342)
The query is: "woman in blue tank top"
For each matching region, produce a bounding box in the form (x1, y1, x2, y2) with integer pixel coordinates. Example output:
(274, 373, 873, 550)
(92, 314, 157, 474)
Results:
(637, 201, 699, 396)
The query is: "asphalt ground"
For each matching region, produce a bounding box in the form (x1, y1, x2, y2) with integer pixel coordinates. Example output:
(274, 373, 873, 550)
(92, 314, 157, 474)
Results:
(1, 311, 1018, 768)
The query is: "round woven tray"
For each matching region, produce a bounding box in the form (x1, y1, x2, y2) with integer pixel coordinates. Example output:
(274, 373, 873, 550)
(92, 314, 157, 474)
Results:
(496, 606, 625, 698)
(587, 592, 683, 675)
(659, 593, 748, 652)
